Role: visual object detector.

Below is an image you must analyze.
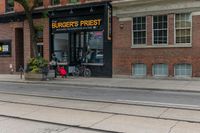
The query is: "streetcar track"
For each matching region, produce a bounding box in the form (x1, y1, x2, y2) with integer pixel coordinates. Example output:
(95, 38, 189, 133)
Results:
(0, 91, 200, 124)
(0, 114, 121, 133)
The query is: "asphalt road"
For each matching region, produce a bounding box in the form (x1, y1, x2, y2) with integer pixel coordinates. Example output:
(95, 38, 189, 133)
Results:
(0, 82, 200, 108)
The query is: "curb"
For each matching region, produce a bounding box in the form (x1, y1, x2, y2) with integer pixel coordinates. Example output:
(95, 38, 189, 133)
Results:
(0, 79, 200, 93)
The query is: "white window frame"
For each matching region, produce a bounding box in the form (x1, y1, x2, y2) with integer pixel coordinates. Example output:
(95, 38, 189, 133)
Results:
(174, 63, 192, 78)
(152, 15, 168, 45)
(152, 64, 168, 77)
(132, 63, 147, 77)
(175, 13, 192, 45)
(132, 16, 147, 46)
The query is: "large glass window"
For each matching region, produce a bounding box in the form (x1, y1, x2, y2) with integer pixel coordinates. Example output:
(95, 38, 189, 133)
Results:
(36, 29, 43, 57)
(132, 64, 147, 77)
(133, 17, 146, 45)
(6, 0, 14, 12)
(153, 15, 168, 45)
(84, 31, 103, 64)
(174, 64, 192, 77)
(175, 13, 192, 44)
(153, 64, 168, 77)
(53, 33, 69, 62)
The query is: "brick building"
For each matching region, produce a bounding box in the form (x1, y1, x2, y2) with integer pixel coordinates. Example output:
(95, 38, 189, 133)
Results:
(0, 0, 112, 77)
(1, 0, 200, 79)
(112, 0, 200, 79)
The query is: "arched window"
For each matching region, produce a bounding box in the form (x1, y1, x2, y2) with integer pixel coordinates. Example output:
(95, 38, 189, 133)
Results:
(152, 64, 168, 77)
(132, 64, 147, 77)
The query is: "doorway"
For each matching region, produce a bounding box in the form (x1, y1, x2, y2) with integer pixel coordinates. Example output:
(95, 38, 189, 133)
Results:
(15, 28, 24, 71)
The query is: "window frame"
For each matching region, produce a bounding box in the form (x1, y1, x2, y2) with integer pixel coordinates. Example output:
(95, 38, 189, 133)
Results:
(175, 13, 192, 45)
(132, 63, 147, 77)
(132, 16, 147, 46)
(5, 0, 14, 13)
(152, 15, 168, 45)
(174, 63, 192, 78)
(152, 63, 168, 77)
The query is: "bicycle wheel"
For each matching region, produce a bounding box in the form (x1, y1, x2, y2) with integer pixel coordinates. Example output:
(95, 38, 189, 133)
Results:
(83, 68, 91, 77)
(72, 67, 80, 77)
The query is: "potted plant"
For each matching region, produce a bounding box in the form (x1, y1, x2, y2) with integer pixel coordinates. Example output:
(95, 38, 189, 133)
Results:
(24, 57, 49, 80)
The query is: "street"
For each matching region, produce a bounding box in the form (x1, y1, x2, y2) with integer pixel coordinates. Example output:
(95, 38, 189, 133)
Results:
(0, 82, 200, 132)
(0, 82, 200, 108)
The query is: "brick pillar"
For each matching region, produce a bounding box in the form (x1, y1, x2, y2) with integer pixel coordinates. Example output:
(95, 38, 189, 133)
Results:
(43, 18, 50, 61)
(0, 0, 5, 14)
(147, 16, 152, 46)
(168, 14, 174, 45)
(44, 0, 50, 8)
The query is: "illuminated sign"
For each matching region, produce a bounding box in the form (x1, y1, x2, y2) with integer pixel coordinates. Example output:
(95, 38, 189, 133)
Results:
(51, 17, 103, 33)
(0, 41, 11, 56)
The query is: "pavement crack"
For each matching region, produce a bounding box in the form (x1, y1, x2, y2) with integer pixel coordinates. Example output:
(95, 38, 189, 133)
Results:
(89, 114, 115, 128)
(96, 103, 114, 111)
(158, 108, 169, 118)
(168, 121, 179, 133)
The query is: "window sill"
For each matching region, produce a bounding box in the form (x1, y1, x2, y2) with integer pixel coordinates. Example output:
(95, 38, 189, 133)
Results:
(35, 6, 45, 10)
(66, 2, 81, 6)
(4, 11, 15, 14)
(48, 4, 61, 8)
(131, 44, 192, 49)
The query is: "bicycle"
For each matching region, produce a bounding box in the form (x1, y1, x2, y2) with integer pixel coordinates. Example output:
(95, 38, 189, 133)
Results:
(72, 64, 91, 77)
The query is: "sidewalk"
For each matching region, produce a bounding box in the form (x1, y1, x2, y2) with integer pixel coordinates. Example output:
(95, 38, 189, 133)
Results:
(0, 74, 200, 92)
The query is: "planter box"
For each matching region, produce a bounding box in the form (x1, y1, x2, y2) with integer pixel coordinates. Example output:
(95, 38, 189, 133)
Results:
(24, 73, 43, 81)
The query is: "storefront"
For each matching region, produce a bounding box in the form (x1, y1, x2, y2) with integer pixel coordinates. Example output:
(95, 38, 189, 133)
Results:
(49, 2, 112, 77)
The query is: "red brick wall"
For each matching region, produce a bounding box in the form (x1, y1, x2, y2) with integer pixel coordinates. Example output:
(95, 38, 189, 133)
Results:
(113, 15, 200, 77)
(0, 23, 15, 73)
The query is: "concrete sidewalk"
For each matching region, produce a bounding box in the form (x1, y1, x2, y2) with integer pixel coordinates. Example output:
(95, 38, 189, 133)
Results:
(0, 74, 200, 92)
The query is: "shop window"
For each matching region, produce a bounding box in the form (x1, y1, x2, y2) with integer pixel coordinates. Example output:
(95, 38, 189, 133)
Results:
(175, 13, 192, 44)
(51, 0, 60, 5)
(6, 0, 14, 12)
(36, 29, 43, 57)
(84, 31, 104, 64)
(174, 63, 192, 77)
(0, 40, 11, 56)
(133, 17, 146, 45)
(153, 15, 168, 45)
(53, 33, 69, 62)
(132, 64, 147, 77)
(152, 64, 168, 77)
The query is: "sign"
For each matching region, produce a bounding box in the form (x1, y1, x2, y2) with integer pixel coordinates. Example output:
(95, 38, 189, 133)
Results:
(0, 41, 11, 56)
(51, 16, 103, 33)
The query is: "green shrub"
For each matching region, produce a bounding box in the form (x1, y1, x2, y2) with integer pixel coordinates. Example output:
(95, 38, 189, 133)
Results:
(26, 57, 48, 73)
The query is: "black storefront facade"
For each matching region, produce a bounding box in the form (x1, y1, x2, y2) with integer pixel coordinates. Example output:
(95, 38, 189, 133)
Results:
(49, 2, 112, 77)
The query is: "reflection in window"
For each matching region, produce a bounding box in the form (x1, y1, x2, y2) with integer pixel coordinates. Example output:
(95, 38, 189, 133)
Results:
(133, 64, 147, 77)
(153, 64, 168, 77)
(175, 13, 191, 44)
(6, 0, 14, 12)
(133, 17, 146, 45)
(85, 31, 103, 64)
(174, 63, 192, 77)
(153, 15, 168, 44)
(53, 33, 69, 63)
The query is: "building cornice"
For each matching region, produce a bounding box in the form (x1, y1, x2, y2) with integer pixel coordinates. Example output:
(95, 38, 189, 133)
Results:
(112, 0, 200, 17)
